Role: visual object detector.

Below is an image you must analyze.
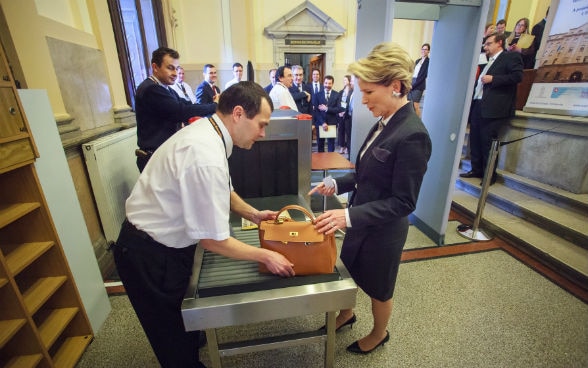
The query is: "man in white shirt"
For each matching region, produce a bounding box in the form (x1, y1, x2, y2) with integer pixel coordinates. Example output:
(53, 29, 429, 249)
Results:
(170, 66, 196, 103)
(113, 81, 295, 368)
(268, 65, 297, 111)
(224, 62, 243, 89)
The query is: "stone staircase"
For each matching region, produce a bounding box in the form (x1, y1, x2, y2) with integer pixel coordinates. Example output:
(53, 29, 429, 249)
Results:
(452, 165, 588, 289)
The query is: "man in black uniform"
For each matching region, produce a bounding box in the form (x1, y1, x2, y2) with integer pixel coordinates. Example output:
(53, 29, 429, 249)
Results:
(134, 47, 216, 172)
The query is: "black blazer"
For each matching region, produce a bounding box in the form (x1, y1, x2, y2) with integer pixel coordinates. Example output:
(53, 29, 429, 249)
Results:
(474, 51, 523, 119)
(135, 78, 216, 151)
(412, 57, 429, 91)
(312, 89, 342, 126)
(337, 103, 431, 299)
(195, 81, 220, 104)
(289, 82, 313, 114)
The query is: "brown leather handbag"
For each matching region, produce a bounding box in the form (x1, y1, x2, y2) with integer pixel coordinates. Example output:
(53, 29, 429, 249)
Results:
(258, 205, 337, 275)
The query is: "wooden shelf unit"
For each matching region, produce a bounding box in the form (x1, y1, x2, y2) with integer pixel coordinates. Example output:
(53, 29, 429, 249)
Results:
(0, 45, 93, 368)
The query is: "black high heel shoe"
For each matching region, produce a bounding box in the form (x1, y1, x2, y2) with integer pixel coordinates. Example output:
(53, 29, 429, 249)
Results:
(346, 330, 390, 354)
(318, 314, 357, 332)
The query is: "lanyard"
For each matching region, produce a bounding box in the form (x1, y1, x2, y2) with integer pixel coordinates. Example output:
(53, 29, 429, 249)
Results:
(208, 117, 227, 158)
(207, 117, 231, 190)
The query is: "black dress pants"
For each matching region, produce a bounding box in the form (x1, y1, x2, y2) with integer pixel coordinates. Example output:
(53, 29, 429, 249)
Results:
(469, 100, 508, 178)
(113, 220, 200, 368)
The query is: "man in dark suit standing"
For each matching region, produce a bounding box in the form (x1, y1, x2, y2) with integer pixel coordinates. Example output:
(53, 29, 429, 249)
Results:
(460, 32, 523, 184)
(263, 68, 277, 93)
(135, 48, 217, 172)
(312, 75, 341, 152)
(195, 64, 221, 104)
(289, 65, 312, 114)
(530, 7, 549, 66)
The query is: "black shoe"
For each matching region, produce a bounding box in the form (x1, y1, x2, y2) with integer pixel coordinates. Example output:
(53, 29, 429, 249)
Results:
(318, 314, 356, 332)
(480, 176, 497, 186)
(459, 170, 483, 178)
(347, 331, 390, 354)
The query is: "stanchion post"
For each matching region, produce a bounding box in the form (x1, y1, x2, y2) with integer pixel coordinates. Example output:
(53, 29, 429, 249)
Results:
(457, 139, 500, 241)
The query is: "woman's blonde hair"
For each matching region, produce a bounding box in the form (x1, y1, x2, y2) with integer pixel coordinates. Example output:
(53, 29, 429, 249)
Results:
(348, 42, 414, 96)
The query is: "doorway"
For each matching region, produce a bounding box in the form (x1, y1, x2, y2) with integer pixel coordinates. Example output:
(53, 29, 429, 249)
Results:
(284, 53, 324, 83)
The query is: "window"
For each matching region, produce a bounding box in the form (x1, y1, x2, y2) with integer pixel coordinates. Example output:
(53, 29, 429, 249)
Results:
(108, 0, 167, 109)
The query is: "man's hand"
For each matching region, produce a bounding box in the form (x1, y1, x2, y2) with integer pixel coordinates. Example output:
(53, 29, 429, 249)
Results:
(262, 250, 295, 277)
(251, 210, 278, 225)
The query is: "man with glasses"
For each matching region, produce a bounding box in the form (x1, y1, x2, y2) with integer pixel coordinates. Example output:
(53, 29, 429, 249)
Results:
(460, 32, 523, 185)
(289, 65, 312, 114)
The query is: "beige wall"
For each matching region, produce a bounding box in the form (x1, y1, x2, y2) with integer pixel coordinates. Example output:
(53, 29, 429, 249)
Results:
(0, 0, 129, 123)
(168, 0, 360, 89)
(506, 0, 551, 33)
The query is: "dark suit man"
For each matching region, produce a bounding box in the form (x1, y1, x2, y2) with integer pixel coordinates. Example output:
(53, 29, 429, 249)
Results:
(289, 65, 312, 114)
(312, 75, 342, 152)
(461, 32, 523, 184)
(263, 68, 276, 93)
(195, 64, 221, 104)
(531, 8, 548, 66)
(135, 48, 216, 172)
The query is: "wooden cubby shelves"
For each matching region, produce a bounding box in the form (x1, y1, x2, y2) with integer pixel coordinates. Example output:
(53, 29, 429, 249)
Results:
(0, 45, 93, 368)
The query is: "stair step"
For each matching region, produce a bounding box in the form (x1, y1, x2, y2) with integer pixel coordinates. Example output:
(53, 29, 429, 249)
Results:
(452, 188, 588, 282)
(500, 170, 588, 214)
(456, 176, 588, 249)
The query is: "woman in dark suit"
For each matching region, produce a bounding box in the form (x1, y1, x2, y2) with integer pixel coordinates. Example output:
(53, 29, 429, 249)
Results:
(310, 42, 432, 354)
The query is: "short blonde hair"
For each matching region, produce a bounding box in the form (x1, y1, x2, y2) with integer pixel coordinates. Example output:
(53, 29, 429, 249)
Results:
(348, 42, 414, 96)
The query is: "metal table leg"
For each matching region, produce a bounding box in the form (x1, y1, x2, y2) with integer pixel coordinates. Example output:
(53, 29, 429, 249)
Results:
(322, 169, 328, 211)
(206, 329, 222, 368)
(325, 311, 336, 368)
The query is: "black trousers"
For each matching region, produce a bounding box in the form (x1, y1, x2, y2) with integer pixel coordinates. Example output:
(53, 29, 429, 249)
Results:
(469, 100, 508, 178)
(337, 115, 352, 150)
(113, 220, 200, 368)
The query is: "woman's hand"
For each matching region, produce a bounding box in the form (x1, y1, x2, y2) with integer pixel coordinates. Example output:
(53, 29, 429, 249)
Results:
(308, 182, 336, 197)
(314, 209, 346, 235)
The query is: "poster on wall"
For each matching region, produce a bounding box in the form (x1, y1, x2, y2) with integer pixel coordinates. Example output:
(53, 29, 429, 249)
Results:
(523, 0, 588, 117)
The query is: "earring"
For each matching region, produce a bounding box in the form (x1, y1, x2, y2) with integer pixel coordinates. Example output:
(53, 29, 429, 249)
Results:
(392, 91, 401, 98)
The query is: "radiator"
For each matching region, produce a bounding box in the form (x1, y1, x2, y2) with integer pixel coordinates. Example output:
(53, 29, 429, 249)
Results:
(83, 127, 139, 244)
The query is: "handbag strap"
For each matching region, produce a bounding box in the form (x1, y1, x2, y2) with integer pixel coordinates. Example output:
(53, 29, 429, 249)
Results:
(275, 205, 316, 224)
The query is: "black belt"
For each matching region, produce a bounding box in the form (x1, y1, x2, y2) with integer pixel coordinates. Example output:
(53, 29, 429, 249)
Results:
(120, 219, 197, 255)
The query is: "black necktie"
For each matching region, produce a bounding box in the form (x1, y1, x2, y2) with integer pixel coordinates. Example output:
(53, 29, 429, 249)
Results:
(314, 84, 319, 94)
(168, 87, 179, 101)
(180, 83, 187, 97)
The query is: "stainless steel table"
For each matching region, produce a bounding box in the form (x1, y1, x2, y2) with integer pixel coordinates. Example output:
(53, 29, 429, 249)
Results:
(181, 195, 357, 368)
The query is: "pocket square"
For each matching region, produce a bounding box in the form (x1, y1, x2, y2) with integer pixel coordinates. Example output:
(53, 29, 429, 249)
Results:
(372, 147, 391, 162)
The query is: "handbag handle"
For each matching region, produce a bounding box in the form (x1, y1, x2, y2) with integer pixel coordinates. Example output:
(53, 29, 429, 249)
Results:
(274, 204, 316, 224)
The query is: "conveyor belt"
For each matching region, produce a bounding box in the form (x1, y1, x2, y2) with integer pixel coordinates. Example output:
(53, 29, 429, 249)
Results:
(197, 227, 341, 298)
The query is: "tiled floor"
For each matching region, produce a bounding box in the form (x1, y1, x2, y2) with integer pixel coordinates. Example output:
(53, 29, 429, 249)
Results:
(91, 209, 588, 368)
